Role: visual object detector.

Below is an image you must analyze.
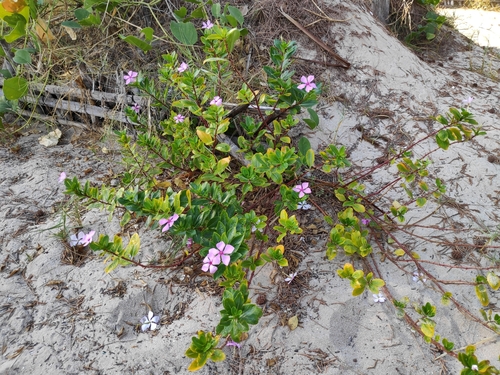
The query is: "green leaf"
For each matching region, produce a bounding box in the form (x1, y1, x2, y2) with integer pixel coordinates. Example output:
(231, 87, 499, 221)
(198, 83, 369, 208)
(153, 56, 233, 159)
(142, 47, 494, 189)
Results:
(119, 35, 152, 52)
(13, 49, 31, 64)
(170, 21, 197, 45)
(305, 149, 315, 167)
(225, 28, 240, 53)
(141, 27, 154, 41)
(352, 203, 365, 213)
(215, 143, 231, 153)
(227, 5, 244, 26)
(442, 338, 454, 351)
(416, 197, 427, 207)
(61, 20, 82, 28)
(3, 76, 28, 100)
(120, 211, 131, 227)
(306, 108, 319, 129)
(298, 136, 311, 155)
(368, 278, 385, 294)
(211, 3, 221, 18)
(4, 16, 27, 43)
(210, 349, 225, 362)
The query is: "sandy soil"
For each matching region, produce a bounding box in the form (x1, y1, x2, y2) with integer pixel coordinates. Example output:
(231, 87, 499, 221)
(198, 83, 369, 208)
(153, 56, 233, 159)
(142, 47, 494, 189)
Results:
(1, 1, 499, 374)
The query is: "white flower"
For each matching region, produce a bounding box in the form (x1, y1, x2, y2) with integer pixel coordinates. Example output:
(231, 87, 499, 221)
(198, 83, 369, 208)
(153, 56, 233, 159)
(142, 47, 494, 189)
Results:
(471, 365, 478, 371)
(412, 271, 427, 283)
(297, 201, 312, 210)
(69, 230, 95, 247)
(140, 311, 160, 331)
(373, 293, 386, 303)
(251, 219, 263, 233)
(285, 272, 297, 284)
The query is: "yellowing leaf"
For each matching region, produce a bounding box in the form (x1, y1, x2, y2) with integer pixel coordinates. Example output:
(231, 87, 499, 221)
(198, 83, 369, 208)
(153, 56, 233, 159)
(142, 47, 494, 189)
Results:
(288, 315, 298, 330)
(392, 201, 401, 209)
(36, 18, 55, 43)
(420, 320, 435, 338)
(197, 129, 213, 145)
(475, 284, 490, 306)
(154, 178, 172, 188)
(411, 252, 420, 259)
(394, 248, 405, 256)
(487, 272, 500, 291)
(275, 244, 285, 254)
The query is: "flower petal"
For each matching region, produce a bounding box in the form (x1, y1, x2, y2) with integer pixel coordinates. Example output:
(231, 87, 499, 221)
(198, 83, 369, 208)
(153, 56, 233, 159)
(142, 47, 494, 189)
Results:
(216, 241, 226, 251)
(223, 244, 234, 254)
(307, 75, 315, 83)
(209, 264, 218, 273)
(148, 311, 154, 320)
(201, 263, 209, 272)
(221, 254, 230, 266)
(159, 218, 168, 225)
(141, 323, 150, 332)
(150, 322, 157, 331)
(208, 248, 219, 259)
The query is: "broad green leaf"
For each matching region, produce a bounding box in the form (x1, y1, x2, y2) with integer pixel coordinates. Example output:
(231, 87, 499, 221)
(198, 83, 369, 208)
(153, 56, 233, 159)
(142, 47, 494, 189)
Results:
(298, 136, 311, 155)
(227, 5, 244, 26)
(13, 49, 31, 64)
(416, 197, 427, 207)
(305, 149, 315, 167)
(141, 27, 154, 41)
(61, 20, 81, 28)
(226, 28, 240, 53)
(3, 76, 28, 100)
(215, 143, 231, 153)
(170, 21, 197, 45)
(306, 108, 319, 129)
(352, 203, 365, 213)
(4, 16, 27, 42)
(119, 35, 152, 52)
(120, 211, 131, 227)
(211, 3, 221, 18)
(210, 349, 225, 362)
(368, 278, 385, 294)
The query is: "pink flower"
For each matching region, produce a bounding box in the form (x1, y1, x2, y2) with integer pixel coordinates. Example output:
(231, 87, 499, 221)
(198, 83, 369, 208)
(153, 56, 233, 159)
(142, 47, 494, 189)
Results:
(124, 71, 138, 85)
(210, 96, 222, 106)
(202, 248, 221, 273)
(202, 20, 214, 29)
(361, 218, 371, 225)
(226, 339, 241, 348)
(293, 182, 311, 198)
(58, 172, 67, 183)
(174, 114, 185, 123)
(285, 272, 297, 284)
(159, 214, 179, 232)
(213, 241, 234, 266)
(297, 75, 317, 92)
(186, 238, 193, 247)
(131, 103, 141, 113)
(178, 62, 188, 73)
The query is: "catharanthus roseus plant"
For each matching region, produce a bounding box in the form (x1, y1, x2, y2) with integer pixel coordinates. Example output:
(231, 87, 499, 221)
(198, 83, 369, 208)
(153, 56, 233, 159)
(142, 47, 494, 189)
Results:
(59, 3, 499, 373)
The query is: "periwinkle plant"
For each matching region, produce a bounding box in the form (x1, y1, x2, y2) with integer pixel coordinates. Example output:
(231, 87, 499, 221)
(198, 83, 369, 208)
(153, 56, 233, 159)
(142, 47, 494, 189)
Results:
(60, 3, 499, 373)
